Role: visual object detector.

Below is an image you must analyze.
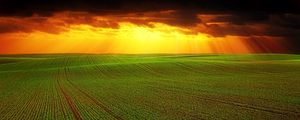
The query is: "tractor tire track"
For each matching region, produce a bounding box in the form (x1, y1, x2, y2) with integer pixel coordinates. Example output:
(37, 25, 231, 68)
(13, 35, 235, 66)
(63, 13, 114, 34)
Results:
(171, 63, 300, 116)
(53, 71, 67, 119)
(65, 56, 123, 120)
(149, 85, 300, 117)
(55, 82, 68, 120)
(87, 56, 111, 79)
(87, 56, 163, 119)
(56, 58, 83, 120)
(69, 81, 123, 120)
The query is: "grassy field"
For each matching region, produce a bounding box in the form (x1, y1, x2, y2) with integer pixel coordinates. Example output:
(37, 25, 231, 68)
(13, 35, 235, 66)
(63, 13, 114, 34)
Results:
(0, 54, 299, 119)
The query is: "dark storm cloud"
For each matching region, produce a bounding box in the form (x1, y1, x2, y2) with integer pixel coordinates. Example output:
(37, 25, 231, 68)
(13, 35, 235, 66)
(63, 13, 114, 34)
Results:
(204, 13, 300, 52)
(0, 0, 299, 16)
(0, 0, 299, 26)
(0, 22, 29, 33)
(201, 14, 300, 37)
(1, 0, 299, 28)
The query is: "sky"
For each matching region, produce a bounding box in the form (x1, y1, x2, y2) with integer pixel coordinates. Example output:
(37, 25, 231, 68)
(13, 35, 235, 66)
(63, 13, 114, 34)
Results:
(0, 0, 299, 54)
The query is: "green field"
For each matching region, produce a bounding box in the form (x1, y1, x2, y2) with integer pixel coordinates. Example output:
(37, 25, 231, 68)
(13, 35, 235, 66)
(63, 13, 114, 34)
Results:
(0, 54, 300, 119)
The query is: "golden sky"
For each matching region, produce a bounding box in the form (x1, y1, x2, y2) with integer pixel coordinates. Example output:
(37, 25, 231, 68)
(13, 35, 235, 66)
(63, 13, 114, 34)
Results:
(0, 11, 292, 54)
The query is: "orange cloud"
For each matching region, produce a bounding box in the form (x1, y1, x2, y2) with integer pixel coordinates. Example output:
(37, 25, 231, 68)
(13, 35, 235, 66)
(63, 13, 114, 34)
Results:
(0, 12, 291, 54)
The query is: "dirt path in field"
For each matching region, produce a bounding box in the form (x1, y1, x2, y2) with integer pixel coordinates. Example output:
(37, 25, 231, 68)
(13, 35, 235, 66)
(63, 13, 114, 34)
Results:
(151, 86, 300, 118)
(66, 78, 123, 120)
(63, 56, 123, 120)
(87, 56, 115, 79)
(56, 70, 83, 120)
(55, 57, 83, 120)
(143, 61, 300, 117)
(195, 95, 300, 116)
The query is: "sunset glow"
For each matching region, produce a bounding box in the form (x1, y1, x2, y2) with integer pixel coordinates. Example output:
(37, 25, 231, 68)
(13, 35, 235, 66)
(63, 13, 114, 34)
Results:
(0, 11, 296, 54)
(1, 1, 300, 119)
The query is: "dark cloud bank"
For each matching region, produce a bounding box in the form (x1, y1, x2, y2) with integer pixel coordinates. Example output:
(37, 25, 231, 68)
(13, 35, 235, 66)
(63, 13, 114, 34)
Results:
(0, 0, 299, 52)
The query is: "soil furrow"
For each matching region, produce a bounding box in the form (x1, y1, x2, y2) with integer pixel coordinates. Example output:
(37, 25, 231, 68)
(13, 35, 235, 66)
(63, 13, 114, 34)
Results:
(152, 86, 299, 116)
(56, 58, 83, 120)
(58, 83, 82, 120)
(64, 65, 124, 120)
(65, 56, 123, 119)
